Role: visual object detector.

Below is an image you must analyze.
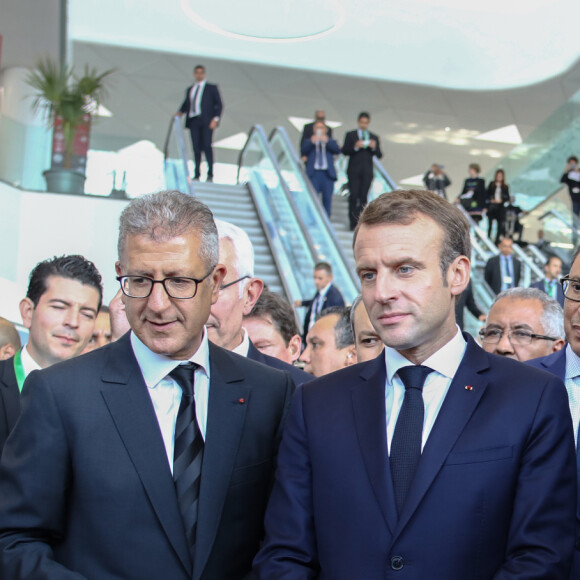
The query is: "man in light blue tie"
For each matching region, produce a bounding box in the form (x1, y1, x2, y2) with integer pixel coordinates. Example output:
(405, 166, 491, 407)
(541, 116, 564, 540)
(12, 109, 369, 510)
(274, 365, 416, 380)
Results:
(528, 245, 580, 577)
(301, 121, 341, 217)
(484, 236, 521, 295)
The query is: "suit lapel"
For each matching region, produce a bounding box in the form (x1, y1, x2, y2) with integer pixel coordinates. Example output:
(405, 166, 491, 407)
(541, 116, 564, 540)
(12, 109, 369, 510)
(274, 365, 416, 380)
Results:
(394, 338, 489, 537)
(193, 344, 250, 580)
(100, 335, 192, 575)
(540, 348, 566, 380)
(351, 355, 398, 535)
(0, 358, 21, 433)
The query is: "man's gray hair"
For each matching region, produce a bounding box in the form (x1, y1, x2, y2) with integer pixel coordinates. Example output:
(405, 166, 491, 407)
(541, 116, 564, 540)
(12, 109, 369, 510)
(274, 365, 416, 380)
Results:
(492, 287, 564, 339)
(350, 294, 363, 336)
(320, 306, 354, 349)
(117, 190, 218, 268)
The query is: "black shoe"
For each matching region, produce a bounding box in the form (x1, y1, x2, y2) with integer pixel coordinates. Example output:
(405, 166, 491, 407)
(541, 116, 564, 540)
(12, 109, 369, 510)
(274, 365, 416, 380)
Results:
(206, 176, 213, 183)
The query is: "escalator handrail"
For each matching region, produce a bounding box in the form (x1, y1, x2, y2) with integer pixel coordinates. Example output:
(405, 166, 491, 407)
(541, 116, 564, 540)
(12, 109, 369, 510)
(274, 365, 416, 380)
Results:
(372, 156, 398, 191)
(269, 126, 360, 290)
(163, 115, 195, 196)
(237, 124, 320, 266)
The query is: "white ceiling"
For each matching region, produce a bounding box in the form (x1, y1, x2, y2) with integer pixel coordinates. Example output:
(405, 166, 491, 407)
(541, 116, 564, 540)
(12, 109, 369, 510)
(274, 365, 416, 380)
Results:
(69, 0, 580, 90)
(73, 39, 580, 195)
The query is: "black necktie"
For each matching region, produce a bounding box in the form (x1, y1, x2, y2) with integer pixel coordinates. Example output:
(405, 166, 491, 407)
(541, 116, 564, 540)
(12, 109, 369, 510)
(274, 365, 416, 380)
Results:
(390, 365, 432, 515)
(189, 84, 200, 117)
(170, 362, 203, 557)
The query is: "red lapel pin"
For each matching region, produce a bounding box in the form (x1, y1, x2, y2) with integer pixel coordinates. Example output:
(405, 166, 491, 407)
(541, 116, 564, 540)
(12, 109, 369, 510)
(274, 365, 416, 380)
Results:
(237, 398, 246, 404)
(465, 385, 473, 391)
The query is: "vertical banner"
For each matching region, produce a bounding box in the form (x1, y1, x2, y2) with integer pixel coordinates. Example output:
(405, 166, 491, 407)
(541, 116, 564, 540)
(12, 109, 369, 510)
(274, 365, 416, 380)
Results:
(51, 113, 91, 173)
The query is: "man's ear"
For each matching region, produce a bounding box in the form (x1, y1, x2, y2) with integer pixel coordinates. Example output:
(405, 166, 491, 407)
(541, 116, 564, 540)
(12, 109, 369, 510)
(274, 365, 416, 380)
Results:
(344, 345, 357, 367)
(287, 334, 302, 363)
(0, 343, 16, 360)
(210, 264, 227, 305)
(242, 278, 264, 316)
(552, 338, 566, 353)
(449, 255, 470, 297)
(19, 297, 35, 330)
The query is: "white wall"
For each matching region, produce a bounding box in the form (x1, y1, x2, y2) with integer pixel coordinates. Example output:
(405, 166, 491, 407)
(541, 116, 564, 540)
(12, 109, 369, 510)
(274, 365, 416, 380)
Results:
(0, 181, 129, 323)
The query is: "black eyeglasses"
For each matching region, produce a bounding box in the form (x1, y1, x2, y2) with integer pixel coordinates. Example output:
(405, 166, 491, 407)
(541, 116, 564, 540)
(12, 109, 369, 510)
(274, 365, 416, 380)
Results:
(561, 277, 580, 302)
(219, 275, 250, 291)
(479, 328, 558, 346)
(117, 266, 215, 299)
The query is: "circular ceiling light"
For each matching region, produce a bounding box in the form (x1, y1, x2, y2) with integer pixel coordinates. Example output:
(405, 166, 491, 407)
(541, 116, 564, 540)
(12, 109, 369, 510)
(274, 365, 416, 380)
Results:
(181, 0, 346, 43)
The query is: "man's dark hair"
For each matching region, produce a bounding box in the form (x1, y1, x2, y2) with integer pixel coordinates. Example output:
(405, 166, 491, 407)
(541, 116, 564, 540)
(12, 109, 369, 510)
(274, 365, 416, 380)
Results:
(354, 189, 471, 281)
(245, 289, 299, 346)
(314, 262, 332, 275)
(319, 306, 354, 349)
(468, 163, 481, 174)
(194, 64, 205, 72)
(26, 255, 103, 310)
(546, 255, 562, 267)
(358, 112, 370, 121)
(568, 155, 578, 164)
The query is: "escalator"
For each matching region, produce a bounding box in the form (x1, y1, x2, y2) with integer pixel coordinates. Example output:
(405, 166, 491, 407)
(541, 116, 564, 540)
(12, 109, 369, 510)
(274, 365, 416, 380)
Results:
(164, 118, 360, 323)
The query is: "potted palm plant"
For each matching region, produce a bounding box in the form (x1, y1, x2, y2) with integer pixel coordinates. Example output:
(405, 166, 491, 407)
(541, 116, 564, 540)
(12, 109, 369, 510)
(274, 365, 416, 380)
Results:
(27, 58, 114, 194)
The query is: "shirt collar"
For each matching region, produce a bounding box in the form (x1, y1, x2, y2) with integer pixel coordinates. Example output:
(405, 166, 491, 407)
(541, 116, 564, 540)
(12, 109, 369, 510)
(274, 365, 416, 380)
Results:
(565, 343, 580, 380)
(130, 327, 210, 389)
(21, 345, 42, 377)
(384, 326, 467, 383)
(318, 282, 332, 297)
(231, 327, 250, 357)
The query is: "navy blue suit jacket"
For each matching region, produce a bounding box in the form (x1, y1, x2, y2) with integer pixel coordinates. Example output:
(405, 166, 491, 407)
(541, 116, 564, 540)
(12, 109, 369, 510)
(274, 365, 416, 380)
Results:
(301, 138, 341, 181)
(0, 334, 293, 580)
(528, 348, 580, 577)
(0, 358, 19, 453)
(247, 341, 313, 387)
(255, 337, 577, 579)
(301, 284, 345, 338)
(530, 279, 565, 307)
(179, 83, 223, 128)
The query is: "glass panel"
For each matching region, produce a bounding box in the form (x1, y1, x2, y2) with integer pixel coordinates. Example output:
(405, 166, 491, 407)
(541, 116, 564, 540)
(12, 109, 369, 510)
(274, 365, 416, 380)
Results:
(268, 128, 359, 303)
(334, 155, 397, 202)
(484, 87, 580, 211)
(163, 116, 194, 196)
(239, 127, 313, 302)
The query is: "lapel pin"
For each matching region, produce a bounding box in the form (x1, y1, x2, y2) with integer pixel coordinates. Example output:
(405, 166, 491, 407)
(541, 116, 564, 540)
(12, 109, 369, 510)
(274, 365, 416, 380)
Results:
(465, 385, 473, 391)
(237, 398, 246, 404)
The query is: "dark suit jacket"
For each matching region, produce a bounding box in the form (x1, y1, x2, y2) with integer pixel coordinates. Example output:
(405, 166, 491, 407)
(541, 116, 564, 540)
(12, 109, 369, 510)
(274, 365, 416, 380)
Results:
(528, 347, 580, 578)
(247, 341, 312, 387)
(0, 333, 294, 580)
(301, 138, 340, 181)
(301, 284, 345, 338)
(484, 254, 521, 295)
(530, 279, 565, 307)
(485, 182, 510, 206)
(341, 130, 382, 176)
(255, 337, 577, 578)
(180, 83, 223, 128)
(301, 122, 333, 145)
(0, 358, 20, 453)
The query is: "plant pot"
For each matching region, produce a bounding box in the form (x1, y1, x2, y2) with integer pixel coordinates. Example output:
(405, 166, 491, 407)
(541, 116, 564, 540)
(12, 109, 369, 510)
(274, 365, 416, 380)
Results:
(43, 168, 86, 195)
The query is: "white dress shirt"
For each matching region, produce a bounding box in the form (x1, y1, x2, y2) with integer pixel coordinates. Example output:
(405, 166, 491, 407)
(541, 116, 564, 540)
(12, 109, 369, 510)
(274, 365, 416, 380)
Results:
(564, 344, 580, 447)
(130, 328, 211, 473)
(384, 327, 467, 452)
(188, 80, 206, 117)
(232, 327, 251, 357)
(21, 345, 42, 378)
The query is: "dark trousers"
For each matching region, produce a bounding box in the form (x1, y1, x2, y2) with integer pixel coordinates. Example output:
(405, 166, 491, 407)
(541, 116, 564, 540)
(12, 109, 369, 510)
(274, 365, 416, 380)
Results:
(347, 168, 373, 229)
(487, 204, 505, 243)
(309, 170, 334, 217)
(188, 117, 214, 178)
(571, 193, 580, 217)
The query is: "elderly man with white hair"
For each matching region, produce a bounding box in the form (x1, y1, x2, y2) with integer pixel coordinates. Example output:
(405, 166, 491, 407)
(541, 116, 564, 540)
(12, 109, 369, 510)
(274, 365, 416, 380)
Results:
(208, 220, 311, 385)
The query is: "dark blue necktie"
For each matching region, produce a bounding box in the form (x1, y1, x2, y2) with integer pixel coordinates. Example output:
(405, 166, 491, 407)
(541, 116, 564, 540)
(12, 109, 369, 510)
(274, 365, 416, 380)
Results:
(390, 365, 432, 515)
(170, 362, 203, 558)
